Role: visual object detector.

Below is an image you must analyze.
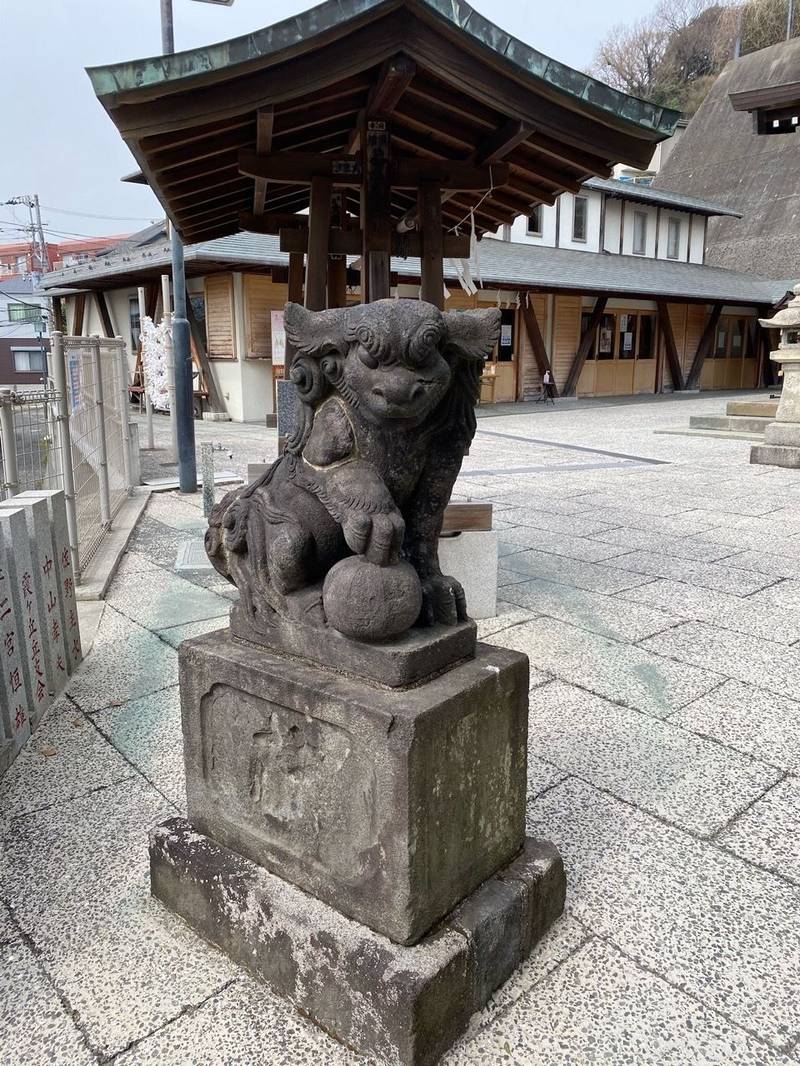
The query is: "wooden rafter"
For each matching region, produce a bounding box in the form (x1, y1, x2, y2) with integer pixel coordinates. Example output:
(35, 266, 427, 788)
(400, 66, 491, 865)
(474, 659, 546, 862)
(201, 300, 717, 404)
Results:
(347, 54, 416, 152)
(656, 300, 685, 391)
(685, 302, 723, 389)
(95, 291, 115, 338)
(253, 106, 275, 215)
(563, 296, 607, 396)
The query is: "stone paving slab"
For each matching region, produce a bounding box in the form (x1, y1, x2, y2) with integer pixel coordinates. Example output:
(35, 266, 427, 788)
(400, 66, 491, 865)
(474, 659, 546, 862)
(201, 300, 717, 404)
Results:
(607, 550, 777, 596)
(475, 604, 537, 640)
(526, 681, 779, 836)
(447, 937, 795, 1066)
(526, 749, 569, 803)
(726, 549, 800, 580)
(0, 902, 18, 945)
(496, 506, 620, 537)
(501, 577, 676, 643)
(747, 578, 800, 613)
(580, 507, 725, 537)
(115, 977, 364, 1066)
(617, 578, 800, 645)
(489, 618, 723, 718)
(0, 779, 237, 1059)
(66, 605, 179, 714)
(0, 696, 136, 818)
(107, 569, 231, 631)
(640, 621, 800, 702)
(501, 549, 654, 595)
(672, 681, 800, 773)
(499, 527, 633, 563)
(0, 943, 95, 1066)
(718, 779, 800, 884)
(156, 616, 231, 649)
(527, 778, 800, 1049)
(588, 525, 742, 563)
(94, 686, 185, 811)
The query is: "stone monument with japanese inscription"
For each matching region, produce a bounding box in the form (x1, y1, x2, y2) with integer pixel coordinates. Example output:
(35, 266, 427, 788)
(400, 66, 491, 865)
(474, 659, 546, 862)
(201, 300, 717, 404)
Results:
(151, 301, 565, 1065)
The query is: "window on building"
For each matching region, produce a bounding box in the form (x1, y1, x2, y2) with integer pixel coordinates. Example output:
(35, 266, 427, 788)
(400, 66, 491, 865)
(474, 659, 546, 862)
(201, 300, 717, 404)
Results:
(714, 323, 728, 358)
(638, 315, 655, 358)
(632, 211, 648, 255)
(7, 303, 43, 329)
(15, 256, 28, 272)
(12, 348, 45, 374)
(597, 313, 615, 359)
(618, 314, 637, 360)
(666, 218, 681, 260)
(572, 196, 588, 242)
(527, 205, 543, 236)
(129, 297, 142, 352)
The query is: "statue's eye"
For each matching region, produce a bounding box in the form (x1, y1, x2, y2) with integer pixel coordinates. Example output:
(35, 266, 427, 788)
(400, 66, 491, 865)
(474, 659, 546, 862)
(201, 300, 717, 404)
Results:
(358, 347, 379, 370)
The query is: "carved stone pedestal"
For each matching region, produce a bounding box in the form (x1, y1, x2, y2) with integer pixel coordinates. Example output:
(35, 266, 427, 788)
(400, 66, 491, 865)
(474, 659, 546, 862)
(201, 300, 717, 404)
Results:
(155, 629, 565, 1063)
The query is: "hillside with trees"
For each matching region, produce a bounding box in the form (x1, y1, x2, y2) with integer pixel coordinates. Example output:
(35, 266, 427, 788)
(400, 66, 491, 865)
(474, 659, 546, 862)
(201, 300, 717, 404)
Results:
(591, 0, 798, 114)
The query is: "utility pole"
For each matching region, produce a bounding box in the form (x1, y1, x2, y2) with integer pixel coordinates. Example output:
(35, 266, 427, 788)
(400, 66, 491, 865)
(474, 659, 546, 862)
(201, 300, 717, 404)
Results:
(788, 0, 795, 40)
(160, 0, 197, 492)
(4, 195, 49, 276)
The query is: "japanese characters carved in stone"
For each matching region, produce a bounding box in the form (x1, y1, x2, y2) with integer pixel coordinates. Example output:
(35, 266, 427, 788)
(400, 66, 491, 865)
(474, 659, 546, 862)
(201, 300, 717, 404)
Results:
(206, 299, 500, 642)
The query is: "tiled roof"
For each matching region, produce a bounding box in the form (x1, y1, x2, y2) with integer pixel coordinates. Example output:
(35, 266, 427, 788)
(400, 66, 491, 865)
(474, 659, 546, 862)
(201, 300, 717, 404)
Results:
(40, 230, 792, 307)
(583, 177, 741, 218)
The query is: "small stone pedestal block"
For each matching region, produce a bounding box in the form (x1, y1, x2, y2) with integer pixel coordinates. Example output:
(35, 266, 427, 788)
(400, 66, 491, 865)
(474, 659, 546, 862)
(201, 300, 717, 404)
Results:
(157, 630, 565, 1063)
(150, 821, 564, 1066)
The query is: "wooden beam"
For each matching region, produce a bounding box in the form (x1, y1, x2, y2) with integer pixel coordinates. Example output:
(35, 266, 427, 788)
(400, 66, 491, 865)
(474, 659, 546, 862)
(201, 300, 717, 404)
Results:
(253, 106, 274, 216)
(685, 303, 723, 389)
(563, 296, 607, 396)
(276, 223, 469, 258)
(520, 296, 556, 393)
(186, 294, 226, 413)
(328, 191, 348, 309)
(95, 291, 115, 339)
(656, 300, 685, 391)
(73, 291, 86, 335)
(476, 119, 533, 164)
(348, 54, 416, 152)
(305, 174, 332, 311)
(239, 149, 506, 191)
(362, 116, 392, 302)
(418, 181, 444, 308)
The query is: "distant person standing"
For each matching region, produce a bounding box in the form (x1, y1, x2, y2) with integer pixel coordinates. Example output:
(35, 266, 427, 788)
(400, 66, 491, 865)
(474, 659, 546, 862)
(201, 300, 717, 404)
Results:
(542, 369, 555, 404)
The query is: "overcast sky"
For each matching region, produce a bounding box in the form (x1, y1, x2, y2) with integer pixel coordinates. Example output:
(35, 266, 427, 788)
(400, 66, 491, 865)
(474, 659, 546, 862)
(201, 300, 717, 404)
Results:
(0, 0, 650, 241)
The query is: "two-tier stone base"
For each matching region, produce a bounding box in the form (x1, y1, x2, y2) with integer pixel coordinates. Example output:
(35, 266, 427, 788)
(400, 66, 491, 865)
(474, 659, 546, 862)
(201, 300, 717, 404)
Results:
(153, 629, 565, 1064)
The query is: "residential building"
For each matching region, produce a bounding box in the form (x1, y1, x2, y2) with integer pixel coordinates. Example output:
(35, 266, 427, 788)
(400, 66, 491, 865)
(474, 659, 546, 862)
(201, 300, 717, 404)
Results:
(653, 37, 800, 279)
(0, 278, 49, 387)
(0, 234, 129, 281)
(0, 241, 60, 281)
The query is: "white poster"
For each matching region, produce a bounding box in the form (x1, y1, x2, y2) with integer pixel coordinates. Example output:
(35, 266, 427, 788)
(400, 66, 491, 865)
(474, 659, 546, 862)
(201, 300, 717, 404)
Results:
(271, 310, 286, 366)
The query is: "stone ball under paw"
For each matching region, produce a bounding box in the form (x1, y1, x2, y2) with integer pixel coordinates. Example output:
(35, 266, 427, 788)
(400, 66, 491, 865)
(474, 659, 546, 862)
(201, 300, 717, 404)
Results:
(323, 557, 422, 641)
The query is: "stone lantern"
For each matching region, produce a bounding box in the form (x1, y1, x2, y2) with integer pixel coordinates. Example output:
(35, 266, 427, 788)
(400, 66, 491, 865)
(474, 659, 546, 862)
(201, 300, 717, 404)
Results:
(751, 283, 800, 468)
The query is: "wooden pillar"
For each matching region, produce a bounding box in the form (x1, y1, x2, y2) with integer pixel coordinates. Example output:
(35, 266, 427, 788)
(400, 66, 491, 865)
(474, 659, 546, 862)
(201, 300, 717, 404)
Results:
(686, 302, 722, 389)
(328, 191, 348, 309)
(563, 296, 607, 396)
(288, 252, 304, 304)
(362, 117, 392, 302)
(656, 300, 685, 391)
(305, 174, 332, 312)
(418, 181, 444, 309)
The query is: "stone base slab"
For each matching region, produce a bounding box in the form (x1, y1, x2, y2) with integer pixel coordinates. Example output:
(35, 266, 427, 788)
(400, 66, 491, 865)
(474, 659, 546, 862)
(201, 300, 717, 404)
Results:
(750, 443, 800, 468)
(150, 818, 565, 1066)
(230, 602, 477, 688)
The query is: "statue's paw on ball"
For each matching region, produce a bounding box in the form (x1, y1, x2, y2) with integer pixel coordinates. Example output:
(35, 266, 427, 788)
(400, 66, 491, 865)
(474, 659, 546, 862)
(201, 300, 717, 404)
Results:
(323, 557, 422, 642)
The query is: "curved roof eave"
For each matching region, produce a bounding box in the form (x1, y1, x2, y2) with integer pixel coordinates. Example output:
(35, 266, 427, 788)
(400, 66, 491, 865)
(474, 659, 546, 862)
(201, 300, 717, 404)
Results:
(86, 0, 679, 139)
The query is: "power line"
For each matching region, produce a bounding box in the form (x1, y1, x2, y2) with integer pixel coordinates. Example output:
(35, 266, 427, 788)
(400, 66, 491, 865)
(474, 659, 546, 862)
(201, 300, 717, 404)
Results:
(40, 204, 157, 222)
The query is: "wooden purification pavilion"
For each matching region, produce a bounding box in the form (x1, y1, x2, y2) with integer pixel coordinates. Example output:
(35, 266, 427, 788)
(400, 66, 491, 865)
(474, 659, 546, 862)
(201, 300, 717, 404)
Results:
(87, 0, 679, 344)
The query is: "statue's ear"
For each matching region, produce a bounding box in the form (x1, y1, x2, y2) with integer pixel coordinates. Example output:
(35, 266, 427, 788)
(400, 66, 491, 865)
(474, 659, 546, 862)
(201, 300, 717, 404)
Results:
(442, 308, 501, 364)
(284, 303, 347, 358)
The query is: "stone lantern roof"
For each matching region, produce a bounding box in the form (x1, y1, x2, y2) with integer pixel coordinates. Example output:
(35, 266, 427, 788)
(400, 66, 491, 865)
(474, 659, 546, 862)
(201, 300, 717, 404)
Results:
(759, 283, 800, 330)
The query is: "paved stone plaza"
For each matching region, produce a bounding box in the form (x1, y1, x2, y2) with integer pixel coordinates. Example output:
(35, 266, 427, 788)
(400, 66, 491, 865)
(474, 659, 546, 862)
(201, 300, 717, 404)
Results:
(3, 391, 800, 1065)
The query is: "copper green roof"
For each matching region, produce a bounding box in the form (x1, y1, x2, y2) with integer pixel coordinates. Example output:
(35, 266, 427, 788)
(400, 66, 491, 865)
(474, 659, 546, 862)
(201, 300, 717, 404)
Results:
(86, 0, 681, 243)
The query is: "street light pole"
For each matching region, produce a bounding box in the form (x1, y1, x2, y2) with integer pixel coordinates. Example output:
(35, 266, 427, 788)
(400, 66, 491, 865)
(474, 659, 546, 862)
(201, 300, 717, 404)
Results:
(160, 0, 197, 492)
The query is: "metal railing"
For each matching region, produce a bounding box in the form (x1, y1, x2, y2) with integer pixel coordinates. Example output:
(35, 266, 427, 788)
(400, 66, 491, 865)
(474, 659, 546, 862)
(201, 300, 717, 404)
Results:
(0, 332, 135, 581)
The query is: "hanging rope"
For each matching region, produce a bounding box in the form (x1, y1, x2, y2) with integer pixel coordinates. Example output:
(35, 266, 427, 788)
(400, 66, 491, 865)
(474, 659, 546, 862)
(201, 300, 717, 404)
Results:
(447, 165, 496, 235)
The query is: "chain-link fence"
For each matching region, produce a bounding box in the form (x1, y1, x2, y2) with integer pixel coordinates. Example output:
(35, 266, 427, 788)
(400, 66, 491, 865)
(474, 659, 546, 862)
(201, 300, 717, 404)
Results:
(0, 333, 134, 580)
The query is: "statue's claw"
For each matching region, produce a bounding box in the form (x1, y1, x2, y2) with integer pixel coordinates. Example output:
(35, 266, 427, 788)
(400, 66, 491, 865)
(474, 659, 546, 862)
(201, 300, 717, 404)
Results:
(418, 573, 468, 627)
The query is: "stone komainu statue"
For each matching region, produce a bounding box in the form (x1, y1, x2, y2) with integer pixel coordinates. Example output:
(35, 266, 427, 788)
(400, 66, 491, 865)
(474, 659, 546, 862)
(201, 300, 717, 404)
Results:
(206, 299, 500, 642)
